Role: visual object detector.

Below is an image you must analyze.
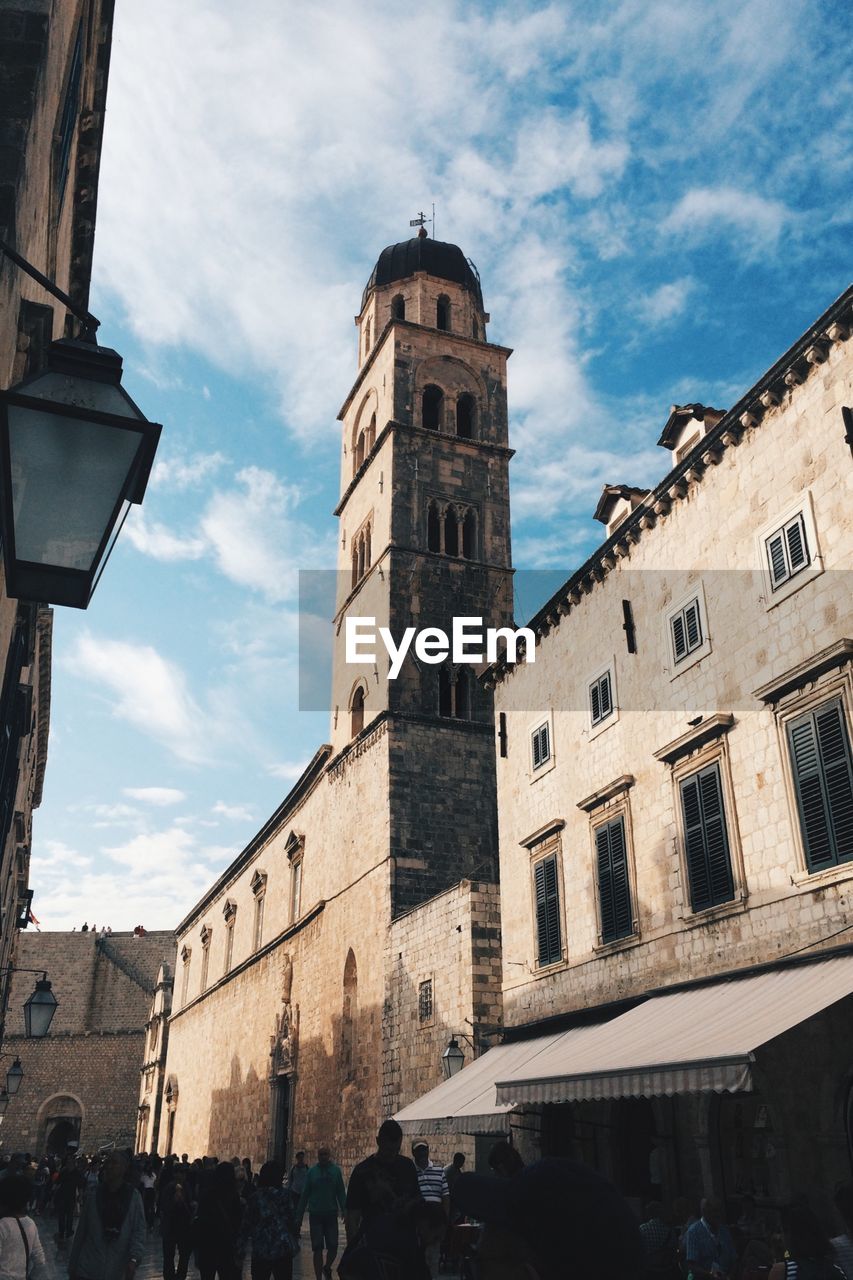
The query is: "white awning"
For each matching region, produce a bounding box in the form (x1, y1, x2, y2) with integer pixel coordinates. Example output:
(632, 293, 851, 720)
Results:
(495, 956, 853, 1105)
(393, 1029, 601, 1135)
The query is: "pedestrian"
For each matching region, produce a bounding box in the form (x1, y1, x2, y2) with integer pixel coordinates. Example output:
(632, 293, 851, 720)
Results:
(683, 1197, 738, 1280)
(67, 1149, 146, 1280)
(831, 1185, 853, 1280)
(194, 1159, 243, 1280)
(287, 1152, 308, 1214)
(638, 1201, 679, 1280)
(487, 1141, 524, 1179)
(442, 1153, 465, 1199)
(139, 1161, 156, 1229)
(160, 1167, 195, 1280)
(412, 1143, 448, 1277)
(341, 1119, 421, 1279)
(768, 1204, 847, 1279)
(239, 1161, 296, 1280)
(0, 1174, 50, 1280)
(451, 1157, 642, 1280)
(295, 1147, 346, 1280)
(81, 923, 88, 932)
(54, 1153, 82, 1247)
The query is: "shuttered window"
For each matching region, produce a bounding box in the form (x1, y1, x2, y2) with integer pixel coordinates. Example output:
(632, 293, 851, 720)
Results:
(595, 816, 633, 943)
(679, 763, 735, 912)
(788, 701, 853, 871)
(589, 671, 614, 726)
(533, 855, 562, 966)
(670, 598, 703, 663)
(765, 512, 810, 589)
(531, 722, 550, 770)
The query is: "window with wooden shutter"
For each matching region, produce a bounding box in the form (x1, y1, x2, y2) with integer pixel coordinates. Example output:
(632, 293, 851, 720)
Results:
(670, 598, 703, 664)
(765, 512, 810, 589)
(595, 816, 633, 943)
(589, 671, 614, 726)
(788, 700, 853, 871)
(533, 855, 562, 966)
(679, 763, 735, 912)
(531, 722, 550, 770)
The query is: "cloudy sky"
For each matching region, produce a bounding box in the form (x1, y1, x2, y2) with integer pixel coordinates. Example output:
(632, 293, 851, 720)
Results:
(30, 0, 851, 931)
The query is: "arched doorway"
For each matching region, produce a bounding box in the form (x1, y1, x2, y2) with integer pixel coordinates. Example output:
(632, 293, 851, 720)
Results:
(38, 1095, 83, 1155)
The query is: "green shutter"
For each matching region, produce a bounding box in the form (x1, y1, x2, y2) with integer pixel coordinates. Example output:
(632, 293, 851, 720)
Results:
(680, 764, 734, 911)
(766, 531, 787, 586)
(785, 516, 808, 574)
(534, 855, 561, 965)
(789, 702, 853, 870)
(596, 817, 632, 944)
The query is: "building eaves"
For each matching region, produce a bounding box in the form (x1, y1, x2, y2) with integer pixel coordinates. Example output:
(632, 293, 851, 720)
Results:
(175, 743, 332, 934)
(485, 283, 853, 686)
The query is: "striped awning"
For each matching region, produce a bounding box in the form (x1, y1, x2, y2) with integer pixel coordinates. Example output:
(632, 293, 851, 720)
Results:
(494, 955, 853, 1105)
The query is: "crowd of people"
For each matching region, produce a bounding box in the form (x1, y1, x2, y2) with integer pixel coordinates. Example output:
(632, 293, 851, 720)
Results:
(0, 1129, 850, 1279)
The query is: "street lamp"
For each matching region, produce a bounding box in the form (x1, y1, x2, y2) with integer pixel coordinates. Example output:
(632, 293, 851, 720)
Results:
(23, 975, 58, 1038)
(441, 1037, 466, 1080)
(0, 239, 162, 609)
(0, 1089, 9, 1116)
(5, 1057, 22, 1095)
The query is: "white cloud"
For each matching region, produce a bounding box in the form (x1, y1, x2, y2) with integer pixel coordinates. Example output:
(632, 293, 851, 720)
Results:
(633, 278, 696, 328)
(123, 510, 207, 561)
(150, 451, 227, 491)
(267, 760, 310, 783)
(212, 801, 255, 822)
(63, 634, 214, 765)
(124, 787, 187, 806)
(663, 187, 790, 258)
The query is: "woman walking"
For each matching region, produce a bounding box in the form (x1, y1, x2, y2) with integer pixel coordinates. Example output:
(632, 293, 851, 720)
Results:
(0, 1176, 50, 1280)
(239, 1162, 297, 1280)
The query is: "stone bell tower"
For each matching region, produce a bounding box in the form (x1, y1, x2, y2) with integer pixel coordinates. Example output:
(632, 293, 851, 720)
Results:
(331, 229, 514, 915)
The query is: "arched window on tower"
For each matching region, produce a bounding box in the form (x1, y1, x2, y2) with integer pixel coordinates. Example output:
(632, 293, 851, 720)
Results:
(366, 412, 376, 452)
(351, 686, 365, 738)
(445, 506, 458, 557)
(392, 295, 405, 320)
(427, 501, 441, 553)
(438, 666, 452, 718)
(456, 393, 475, 439)
(422, 384, 443, 431)
(436, 295, 450, 331)
(351, 543, 358, 588)
(364, 522, 371, 570)
(462, 509, 477, 560)
(454, 668, 471, 720)
(354, 431, 365, 474)
(342, 949, 357, 1081)
(364, 319, 372, 356)
(357, 534, 365, 582)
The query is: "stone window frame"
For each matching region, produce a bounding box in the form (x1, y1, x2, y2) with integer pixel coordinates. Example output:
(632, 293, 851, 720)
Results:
(180, 945, 191, 1006)
(577, 778, 640, 954)
(587, 657, 619, 741)
(521, 820, 568, 973)
(251, 869, 268, 952)
(285, 831, 305, 924)
(529, 711, 555, 783)
(659, 724, 747, 925)
(755, 642, 853, 889)
(664, 582, 712, 680)
(199, 925, 212, 992)
(755, 488, 823, 611)
(418, 976, 435, 1027)
(223, 899, 237, 972)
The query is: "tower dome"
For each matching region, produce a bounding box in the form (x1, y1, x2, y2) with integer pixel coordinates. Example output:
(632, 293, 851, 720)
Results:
(361, 231, 483, 313)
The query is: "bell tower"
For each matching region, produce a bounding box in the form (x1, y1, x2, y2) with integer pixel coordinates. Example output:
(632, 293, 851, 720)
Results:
(332, 229, 514, 914)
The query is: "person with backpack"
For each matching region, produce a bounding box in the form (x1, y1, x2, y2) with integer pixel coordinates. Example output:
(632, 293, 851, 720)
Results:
(0, 1175, 49, 1280)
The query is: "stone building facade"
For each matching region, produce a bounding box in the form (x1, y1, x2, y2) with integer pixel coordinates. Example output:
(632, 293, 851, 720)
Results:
(1, 930, 173, 1154)
(478, 286, 853, 1209)
(0, 0, 116, 1029)
(136, 961, 173, 1155)
(160, 235, 506, 1170)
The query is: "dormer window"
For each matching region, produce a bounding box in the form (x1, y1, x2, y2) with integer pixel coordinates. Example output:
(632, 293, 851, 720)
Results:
(593, 485, 650, 538)
(657, 404, 726, 458)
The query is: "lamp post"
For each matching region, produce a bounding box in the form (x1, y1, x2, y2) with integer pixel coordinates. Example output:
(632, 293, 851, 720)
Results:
(5, 1057, 22, 1095)
(441, 1036, 466, 1080)
(0, 238, 162, 609)
(441, 1023, 502, 1080)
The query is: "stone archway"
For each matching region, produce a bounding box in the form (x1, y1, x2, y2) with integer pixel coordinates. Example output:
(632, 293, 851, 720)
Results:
(37, 1094, 83, 1155)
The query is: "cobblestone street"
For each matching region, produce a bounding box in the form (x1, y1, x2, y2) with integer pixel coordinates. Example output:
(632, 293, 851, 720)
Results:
(36, 1214, 322, 1280)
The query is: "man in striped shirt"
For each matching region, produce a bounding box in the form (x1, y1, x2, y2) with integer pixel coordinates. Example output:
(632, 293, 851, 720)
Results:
(413, 1144, 449, 1277)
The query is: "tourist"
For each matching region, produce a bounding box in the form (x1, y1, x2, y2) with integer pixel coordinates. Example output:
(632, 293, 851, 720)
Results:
(194, 1159, 244, 1280)
(139, 1161, 156, 1229)
(287, 1152, 308, 1213)
(412, 1143, 448, 1277)
(67, 1150, 146, 1280)
(487, 1141, 524, 1178)
(0, 1175, 49, 1280)
(295, 1147, 346, 1280)
(451, 1157, 641, 1280)
(442, 1152, 465, 1198)
(341, 1119, 421, 1276)
(638, 1201, 679, 1279)
(831, 1185, 853, 1280)
(239, 1161, 296, 1280)
(768, 1204, 847, 1279)
(160, 1166, 194, 1280)
(683, 1197, 738, 1280)
(54, 1153, 83, 1247)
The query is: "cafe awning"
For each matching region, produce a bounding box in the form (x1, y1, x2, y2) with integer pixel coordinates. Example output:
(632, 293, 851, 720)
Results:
(494, 955, 853, 1105)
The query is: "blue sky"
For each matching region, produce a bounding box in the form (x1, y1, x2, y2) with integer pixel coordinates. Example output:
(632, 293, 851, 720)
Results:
(29, 0, 852, 931)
